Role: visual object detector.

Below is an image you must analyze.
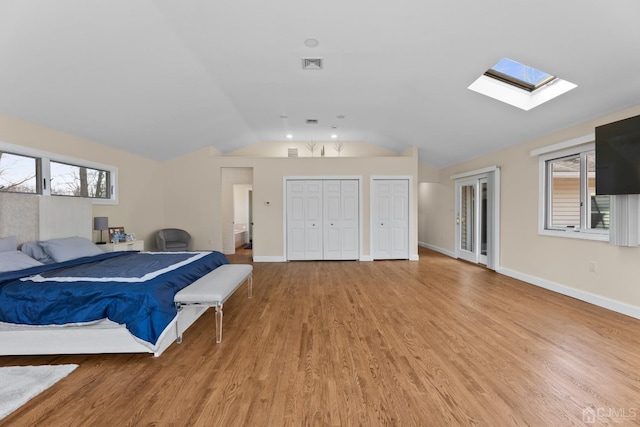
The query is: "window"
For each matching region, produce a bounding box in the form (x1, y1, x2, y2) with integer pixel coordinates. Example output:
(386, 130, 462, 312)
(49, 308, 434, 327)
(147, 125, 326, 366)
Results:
(50, 161, 110, 199)
(485, 58, 556, 92)
(537, 140, 609, 241)
(0, 151, 40, 194)
(0, 141, 117, 204)
(468, 57, 577, 111)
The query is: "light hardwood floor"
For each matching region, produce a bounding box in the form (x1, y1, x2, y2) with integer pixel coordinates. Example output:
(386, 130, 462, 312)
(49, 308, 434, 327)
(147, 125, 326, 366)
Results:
(2, 248, 640, 426)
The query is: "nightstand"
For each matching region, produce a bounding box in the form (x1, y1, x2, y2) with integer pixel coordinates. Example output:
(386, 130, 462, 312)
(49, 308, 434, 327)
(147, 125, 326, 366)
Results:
(101, 240, 144, 252)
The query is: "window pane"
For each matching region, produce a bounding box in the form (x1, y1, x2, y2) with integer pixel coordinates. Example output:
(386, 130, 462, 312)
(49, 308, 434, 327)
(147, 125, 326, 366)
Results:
(461, 184, 475, 251)
(0, 152, 38, 194)
(50, 161, 110, 198)
(587, 153, 610, 230)
(486, 58, 556, 91)
(549, 156, 581, 228)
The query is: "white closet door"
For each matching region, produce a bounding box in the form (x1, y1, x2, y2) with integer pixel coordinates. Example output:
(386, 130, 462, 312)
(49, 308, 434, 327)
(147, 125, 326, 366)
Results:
(372, 179, 409, 259)
(323, 180, 359, 260)
(323, 180, 342, 260)
(339, 180, 359, 260)
(287, 180, 323, 260)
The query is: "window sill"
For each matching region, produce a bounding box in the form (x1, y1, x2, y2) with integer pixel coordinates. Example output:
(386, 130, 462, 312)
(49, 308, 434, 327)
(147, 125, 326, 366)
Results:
(539, 229, 609, 242)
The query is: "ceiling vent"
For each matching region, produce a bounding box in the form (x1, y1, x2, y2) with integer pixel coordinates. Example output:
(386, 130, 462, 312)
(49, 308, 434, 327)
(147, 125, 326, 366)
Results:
(302, 58, 323, 70)
(305, 119, 318, 124)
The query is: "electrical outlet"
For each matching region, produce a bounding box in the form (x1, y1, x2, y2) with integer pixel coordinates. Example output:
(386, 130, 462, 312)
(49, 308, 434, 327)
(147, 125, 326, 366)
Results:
(589, 261, 598, 273)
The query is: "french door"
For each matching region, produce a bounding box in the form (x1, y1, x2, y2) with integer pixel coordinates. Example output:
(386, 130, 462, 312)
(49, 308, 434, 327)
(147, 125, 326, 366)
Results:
(455, 177, 489, 265)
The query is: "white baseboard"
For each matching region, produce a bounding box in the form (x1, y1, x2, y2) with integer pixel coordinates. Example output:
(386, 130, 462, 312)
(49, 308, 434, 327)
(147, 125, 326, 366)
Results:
(418, 241, 456, 258)
(359, 256, 373, 262)
(410, 254, 420, 261)
(499, 267, 640, 320)
(417, 241, 640, 320)
(252, 256, 286, 263)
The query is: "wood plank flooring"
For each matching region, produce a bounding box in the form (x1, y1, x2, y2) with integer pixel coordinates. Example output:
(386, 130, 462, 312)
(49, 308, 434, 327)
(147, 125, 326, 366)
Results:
(2, 247, 640, 426)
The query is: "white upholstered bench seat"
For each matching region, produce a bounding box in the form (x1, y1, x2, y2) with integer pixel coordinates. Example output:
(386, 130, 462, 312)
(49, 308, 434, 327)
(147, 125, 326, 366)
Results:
(174, 264, 253, 344)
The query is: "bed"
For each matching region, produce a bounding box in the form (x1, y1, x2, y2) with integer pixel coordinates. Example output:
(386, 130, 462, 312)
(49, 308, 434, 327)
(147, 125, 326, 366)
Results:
(0, 193, 229, 357)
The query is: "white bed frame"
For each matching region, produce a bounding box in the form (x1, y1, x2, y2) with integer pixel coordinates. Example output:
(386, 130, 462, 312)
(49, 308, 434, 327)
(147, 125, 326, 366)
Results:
(0, 193, 211, 357)
(0, 306, 208, 357)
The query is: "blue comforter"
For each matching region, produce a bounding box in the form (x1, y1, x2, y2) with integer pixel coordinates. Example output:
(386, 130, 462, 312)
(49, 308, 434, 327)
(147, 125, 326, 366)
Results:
(0, 251, 228, 346)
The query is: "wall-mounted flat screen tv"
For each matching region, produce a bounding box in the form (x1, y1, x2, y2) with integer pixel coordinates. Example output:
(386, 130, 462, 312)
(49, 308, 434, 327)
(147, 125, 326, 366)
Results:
(595, 114, 640, 195)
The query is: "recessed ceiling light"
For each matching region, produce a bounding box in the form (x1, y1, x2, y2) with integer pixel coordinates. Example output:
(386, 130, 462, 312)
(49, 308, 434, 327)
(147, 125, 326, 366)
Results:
(304, 38, 319, 48)
(286, 134, 293, 139)
(331, 134, 338, 139)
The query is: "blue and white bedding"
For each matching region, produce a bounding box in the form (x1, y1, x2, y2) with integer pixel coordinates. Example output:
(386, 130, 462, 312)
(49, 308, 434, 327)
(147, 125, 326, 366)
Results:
(0, 251, 228, 347)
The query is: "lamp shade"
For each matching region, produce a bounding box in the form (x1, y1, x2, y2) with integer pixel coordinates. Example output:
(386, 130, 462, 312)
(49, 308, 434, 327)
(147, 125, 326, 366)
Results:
(93, 216, 108, 231)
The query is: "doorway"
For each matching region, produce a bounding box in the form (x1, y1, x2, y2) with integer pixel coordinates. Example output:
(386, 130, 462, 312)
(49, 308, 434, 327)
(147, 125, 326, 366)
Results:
(454, 168, 500, 270)
(221, 167, 253, 256)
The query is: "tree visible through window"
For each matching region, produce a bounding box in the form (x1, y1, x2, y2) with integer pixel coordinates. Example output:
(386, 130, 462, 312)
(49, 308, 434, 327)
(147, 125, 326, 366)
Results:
(50, 161, 109, 198)
(0, 151, 39, 194)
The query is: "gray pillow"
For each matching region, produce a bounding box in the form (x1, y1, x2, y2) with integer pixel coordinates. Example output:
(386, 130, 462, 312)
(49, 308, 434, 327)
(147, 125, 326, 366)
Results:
(0, 236, 17, 252)
(0, 250, 44, 273)
(21, 242, 55, 264)
(39, 237, 103, 263)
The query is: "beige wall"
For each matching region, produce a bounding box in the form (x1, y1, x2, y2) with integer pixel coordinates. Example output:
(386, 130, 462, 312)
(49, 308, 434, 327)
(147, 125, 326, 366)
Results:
(7, 103, 639, 312)
(0, 114, 165, 249)
(420, 104, 640, 312)
(163, 150, 420, 260)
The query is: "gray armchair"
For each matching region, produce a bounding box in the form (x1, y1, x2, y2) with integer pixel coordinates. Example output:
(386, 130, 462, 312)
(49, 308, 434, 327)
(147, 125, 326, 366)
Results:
(156, 228, 191, 251)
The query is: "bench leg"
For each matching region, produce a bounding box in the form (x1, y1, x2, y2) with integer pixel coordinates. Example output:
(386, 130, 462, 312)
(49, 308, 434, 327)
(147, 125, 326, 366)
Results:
(175, 304, 183, 344)
(247, 274, 253, 299)
(215, 303, 223, 343)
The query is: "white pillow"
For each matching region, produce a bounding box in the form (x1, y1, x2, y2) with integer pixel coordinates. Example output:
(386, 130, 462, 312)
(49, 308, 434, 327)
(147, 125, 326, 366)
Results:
(39, 237, 103, 263)
(0, 251, 44, 273)
(0, 236, 17, 252)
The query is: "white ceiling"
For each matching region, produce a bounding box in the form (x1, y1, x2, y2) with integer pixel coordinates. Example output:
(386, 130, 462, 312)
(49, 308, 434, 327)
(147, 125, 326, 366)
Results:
(1, 1, 639, 168)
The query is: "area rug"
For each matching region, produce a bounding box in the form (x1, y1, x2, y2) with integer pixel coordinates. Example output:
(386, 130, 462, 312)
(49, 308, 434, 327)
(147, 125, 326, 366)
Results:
(0, 364, 78, 420)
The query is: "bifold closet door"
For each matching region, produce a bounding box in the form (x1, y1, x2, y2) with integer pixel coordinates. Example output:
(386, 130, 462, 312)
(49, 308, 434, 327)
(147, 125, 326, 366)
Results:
(323, 180, 359, 260)
(286, 180, 323, 260)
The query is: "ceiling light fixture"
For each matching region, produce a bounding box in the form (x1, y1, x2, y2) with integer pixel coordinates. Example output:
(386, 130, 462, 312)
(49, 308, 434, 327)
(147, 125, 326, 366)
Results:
(304, 38, 319, 48)
(331, 134, 338, 139)
(286, 134, 293, 139)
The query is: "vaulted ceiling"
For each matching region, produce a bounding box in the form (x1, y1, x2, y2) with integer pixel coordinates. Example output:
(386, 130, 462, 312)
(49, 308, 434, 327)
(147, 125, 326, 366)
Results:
(1, 1, 639, 168)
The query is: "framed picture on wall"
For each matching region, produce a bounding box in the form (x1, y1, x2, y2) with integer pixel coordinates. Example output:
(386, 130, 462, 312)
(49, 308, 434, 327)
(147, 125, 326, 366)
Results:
(108, 227, 126, 243)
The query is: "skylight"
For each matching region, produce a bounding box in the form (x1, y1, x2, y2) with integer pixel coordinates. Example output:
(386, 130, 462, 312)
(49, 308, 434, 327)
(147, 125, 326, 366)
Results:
(485, 58, 556, 92)
(468, 57, 577, 111)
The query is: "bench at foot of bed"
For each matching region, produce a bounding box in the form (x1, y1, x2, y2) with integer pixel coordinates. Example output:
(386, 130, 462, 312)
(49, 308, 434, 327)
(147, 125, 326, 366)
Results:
(174, 264, 253, 344)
